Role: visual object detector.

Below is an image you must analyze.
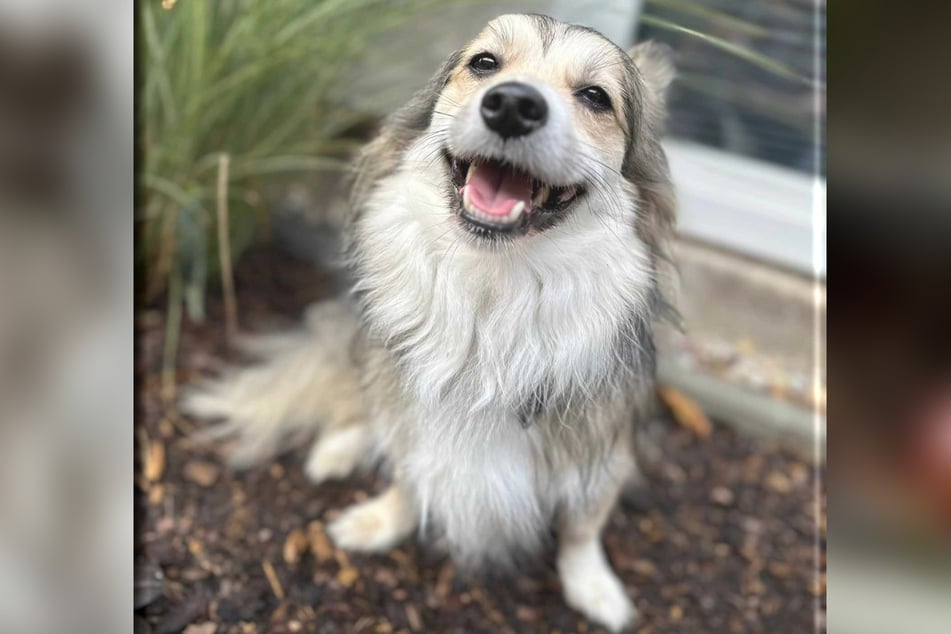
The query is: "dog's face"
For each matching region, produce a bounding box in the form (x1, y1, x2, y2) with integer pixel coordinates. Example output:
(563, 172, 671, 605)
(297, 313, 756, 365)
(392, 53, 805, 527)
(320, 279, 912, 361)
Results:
(414, 14, 674, 242)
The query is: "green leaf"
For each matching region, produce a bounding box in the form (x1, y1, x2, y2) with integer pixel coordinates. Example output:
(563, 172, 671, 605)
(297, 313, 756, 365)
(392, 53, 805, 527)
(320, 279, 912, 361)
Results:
(639, 13, 815, 86)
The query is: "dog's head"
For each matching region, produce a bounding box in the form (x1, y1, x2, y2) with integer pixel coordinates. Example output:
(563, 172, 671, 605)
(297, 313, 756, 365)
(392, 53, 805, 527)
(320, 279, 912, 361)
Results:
(354, 13, 675, 248)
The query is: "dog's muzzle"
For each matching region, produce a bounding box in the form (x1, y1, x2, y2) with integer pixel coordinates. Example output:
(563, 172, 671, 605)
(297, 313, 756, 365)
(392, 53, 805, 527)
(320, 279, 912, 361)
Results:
(480, 81, 548, 139)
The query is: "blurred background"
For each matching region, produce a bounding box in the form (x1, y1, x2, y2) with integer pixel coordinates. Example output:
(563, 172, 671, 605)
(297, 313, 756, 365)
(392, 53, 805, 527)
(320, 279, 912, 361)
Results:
(5, 0, 949, 633)
(0, 1, 131, 633)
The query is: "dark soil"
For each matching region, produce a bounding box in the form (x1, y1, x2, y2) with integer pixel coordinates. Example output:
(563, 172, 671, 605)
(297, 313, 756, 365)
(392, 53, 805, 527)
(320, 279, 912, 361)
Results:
(135, 248, 826, 634)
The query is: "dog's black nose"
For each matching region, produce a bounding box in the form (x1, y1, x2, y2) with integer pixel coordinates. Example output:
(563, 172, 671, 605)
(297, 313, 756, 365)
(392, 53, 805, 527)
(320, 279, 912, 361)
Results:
(480, 82, 548, 138)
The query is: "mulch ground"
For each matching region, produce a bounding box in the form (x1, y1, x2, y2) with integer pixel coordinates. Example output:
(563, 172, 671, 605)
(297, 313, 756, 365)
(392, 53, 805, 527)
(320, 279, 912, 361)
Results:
(135, 247, 826, 634)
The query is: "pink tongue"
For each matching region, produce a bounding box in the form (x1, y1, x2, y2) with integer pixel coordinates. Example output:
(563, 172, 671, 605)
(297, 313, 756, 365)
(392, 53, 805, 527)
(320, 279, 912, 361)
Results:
(463, 162, 533, 217)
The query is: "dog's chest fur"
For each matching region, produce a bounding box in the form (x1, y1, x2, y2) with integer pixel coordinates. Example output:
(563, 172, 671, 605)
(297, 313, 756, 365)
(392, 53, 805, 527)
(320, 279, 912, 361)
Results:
(348, 160, 655, 562)
(353, 158, 654, 406)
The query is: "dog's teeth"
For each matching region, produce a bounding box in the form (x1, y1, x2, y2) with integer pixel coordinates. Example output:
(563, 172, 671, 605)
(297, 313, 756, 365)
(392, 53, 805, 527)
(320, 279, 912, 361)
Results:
(463, 185, 473, 211)
(509, 200, 525, 220)
(533, 184, 551, 207)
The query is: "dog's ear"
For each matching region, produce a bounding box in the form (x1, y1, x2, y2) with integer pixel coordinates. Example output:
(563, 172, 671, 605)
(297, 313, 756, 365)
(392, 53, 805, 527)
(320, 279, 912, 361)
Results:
(623, 42, 677, 278)
(351, 50, 463, 209)
(628, 40, 675, 100)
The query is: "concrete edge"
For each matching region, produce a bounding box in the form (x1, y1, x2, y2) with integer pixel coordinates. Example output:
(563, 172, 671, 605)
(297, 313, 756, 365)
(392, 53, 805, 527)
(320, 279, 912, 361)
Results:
(658, 357, 826, 463)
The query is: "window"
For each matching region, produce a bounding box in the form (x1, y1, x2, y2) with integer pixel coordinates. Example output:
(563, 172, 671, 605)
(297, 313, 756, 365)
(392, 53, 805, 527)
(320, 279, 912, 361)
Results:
(635, 0, 826, 275)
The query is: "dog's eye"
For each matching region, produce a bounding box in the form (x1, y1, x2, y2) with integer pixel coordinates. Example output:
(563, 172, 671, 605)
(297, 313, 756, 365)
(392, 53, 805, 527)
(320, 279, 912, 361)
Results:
(468, 53, 499, 74)
(577, 86, 612, 111)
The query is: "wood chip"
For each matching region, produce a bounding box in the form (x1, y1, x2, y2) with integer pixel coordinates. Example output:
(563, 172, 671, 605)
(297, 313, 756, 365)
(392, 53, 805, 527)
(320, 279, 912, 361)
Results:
(789, 462, 810, 486)
(183, 624, 215, 634)
(669, 604, 684, 622)
(261, 559, 284, 600)
(270, 602, 289, 623)
(184, 460, 220, 487)
(283, 528, 309, 566)
(710, 485, 736, 506)
(515, 605, 539, 622)
(145, 441, 166, 482)
(337, 565, 359, 588)
(158, 417, 175, 439)
(766, 471, 793, 494)
(631, 559, 657, 577)
(404, 604, 422, 632)
(657, 385, 713, 438)
(307, 521, 334, 563)
(333, 548, 351, 569)
(434, 561, 455, 602)
(148, 484, 165, 505)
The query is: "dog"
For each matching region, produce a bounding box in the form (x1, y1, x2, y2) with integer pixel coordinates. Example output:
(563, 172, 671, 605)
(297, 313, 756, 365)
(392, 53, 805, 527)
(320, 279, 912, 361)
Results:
(185, 14, 676, 631)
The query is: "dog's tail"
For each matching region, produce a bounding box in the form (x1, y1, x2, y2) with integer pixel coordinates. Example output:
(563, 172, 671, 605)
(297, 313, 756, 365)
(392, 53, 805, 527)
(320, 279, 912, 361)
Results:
(181, 299, 366, 471)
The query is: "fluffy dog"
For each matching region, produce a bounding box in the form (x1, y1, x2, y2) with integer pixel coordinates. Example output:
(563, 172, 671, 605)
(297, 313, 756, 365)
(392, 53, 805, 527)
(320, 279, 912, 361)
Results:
(186, 14, 676, 631)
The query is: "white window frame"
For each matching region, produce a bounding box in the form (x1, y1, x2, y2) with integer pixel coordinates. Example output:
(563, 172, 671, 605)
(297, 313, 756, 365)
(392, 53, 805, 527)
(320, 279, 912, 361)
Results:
(664, 139, 826, 278)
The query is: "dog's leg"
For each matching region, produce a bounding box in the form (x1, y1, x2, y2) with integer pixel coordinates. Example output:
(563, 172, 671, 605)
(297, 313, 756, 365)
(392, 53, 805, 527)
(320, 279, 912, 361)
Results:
(304, 424, 372, 484)
(327, 484, 416, 552)
(557, 485, 636, 632)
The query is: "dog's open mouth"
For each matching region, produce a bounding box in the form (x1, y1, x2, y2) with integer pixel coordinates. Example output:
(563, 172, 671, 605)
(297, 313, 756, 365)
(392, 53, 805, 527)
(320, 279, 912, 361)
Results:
(446, 153, 584, 237)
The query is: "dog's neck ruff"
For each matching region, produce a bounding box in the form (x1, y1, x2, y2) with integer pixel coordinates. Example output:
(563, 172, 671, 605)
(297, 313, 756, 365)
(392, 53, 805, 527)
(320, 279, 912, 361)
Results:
(350, 145, 655, 421)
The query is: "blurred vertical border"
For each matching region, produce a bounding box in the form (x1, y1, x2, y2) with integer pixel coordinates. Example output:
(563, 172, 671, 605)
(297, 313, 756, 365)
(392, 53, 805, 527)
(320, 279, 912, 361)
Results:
(0, 1, 132, 633)
(828, 1, 951, 633)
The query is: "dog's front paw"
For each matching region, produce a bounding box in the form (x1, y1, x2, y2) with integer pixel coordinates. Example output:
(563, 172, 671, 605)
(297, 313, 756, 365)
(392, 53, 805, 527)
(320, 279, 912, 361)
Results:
(327, 486, 415, 553)
(558, 540, 637, 632)
(562, 568, 636, 632)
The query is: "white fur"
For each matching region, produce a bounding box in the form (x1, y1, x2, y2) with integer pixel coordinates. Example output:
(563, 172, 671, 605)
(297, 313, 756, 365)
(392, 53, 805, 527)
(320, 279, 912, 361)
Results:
(356, 141, 650, 415)
(349, 123, 652, 563)
(327, 485, 416, 553)
(305, 424, 371, 483)
(558, 537, 636, 632)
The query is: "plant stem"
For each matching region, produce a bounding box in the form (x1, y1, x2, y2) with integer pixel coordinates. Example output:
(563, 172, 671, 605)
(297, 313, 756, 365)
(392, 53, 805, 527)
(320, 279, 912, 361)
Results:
(161, 265, 183, 403)
(217, 153, 238, 342)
